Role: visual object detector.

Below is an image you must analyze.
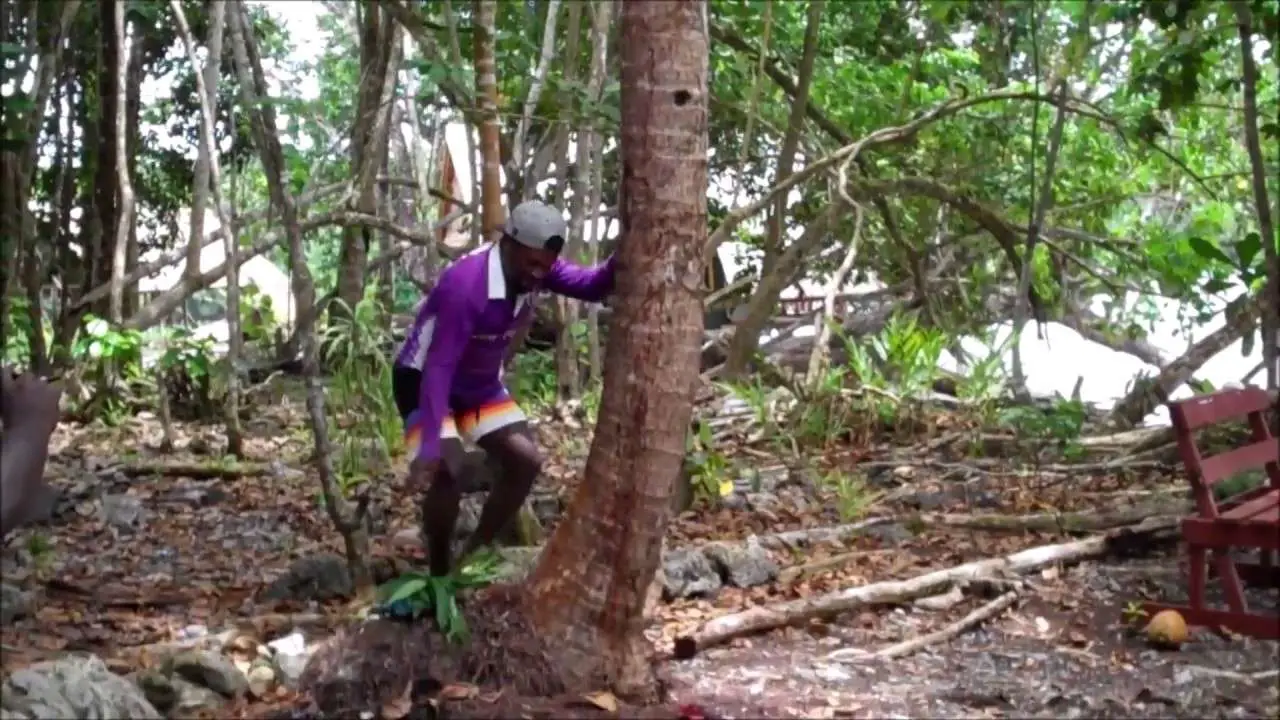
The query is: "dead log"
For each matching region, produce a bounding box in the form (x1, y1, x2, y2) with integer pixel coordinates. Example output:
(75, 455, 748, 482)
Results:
(918, 499, 1189, 535)
(672, 515, 1179, 658)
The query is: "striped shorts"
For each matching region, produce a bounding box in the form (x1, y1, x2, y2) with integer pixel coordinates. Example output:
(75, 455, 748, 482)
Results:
(392, 366, 526, 446)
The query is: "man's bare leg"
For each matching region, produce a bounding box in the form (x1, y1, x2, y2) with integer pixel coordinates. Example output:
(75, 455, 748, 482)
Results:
(418, 438, 469, 577)
(459, 422, 542, 562)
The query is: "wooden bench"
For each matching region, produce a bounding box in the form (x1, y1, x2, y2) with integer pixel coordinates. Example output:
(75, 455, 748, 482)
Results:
(1141, 386, 1280, 639)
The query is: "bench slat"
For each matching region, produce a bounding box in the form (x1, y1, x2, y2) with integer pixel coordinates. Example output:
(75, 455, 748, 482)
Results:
(1171, 386, 1274, 431)
(1220, 489, 1280, 522)
(1199, 439, 1280, 486)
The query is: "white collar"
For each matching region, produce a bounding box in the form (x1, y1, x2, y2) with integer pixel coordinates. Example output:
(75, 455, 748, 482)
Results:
(485, 243, 507, 300)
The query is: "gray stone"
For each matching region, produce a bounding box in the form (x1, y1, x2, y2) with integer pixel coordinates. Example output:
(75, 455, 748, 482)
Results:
(0, 653, 162, 720)
(661, 547, 722, 599)
(703, 536, 779, 588)
(168, 677, 226, 716)
(133, 671, 178, 713)
(0, 582, 34, 625)
(262, 553, 354, 603)
(169, 649, 248, 698)
(99, 494, 147, 530)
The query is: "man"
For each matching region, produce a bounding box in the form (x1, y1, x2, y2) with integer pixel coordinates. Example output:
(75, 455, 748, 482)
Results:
(1, 369, 62, 539)
(392, 200, 615, 577)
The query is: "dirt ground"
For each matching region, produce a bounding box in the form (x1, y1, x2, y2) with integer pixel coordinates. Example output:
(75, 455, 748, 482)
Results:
(4, 403, 1278, 720)
(253, 550, 1278, 720)
(657, 552, 1279, 719)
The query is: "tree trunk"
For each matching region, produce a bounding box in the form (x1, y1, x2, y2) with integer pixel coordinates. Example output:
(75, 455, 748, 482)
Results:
(334, 3, 401, 320)
(525, 0, 708, 698)
(721, 0, 823, 377)
(806, 206, 863, 385)
(473, 0, 504, 236)
(109, 0, 136, 324)
(1109, 295, 1262, 427)
(552, 1, 584, 400)
(171, 0, 241, 451)
(187, 0, 226, 283)
(95, 0, 122, 320)
(583, 0, 612, 383)
(441, 0, 481, 247)
(1232, 1, 1278, 399)
(124, 25, 145, 318)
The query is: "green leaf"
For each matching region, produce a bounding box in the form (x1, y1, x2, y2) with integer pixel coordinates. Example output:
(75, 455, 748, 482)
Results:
(1236, 232, 1262, 271)
(377, 573, 430, 604)
(1186, 237, 1234, 267)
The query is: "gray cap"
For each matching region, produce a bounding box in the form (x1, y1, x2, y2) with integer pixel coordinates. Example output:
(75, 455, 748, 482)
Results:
(503, 200, 567, 252)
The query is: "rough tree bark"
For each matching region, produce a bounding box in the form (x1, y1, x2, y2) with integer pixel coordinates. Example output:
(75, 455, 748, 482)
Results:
(92, 0, 122, 319)
(472, 0, 504, 236)
(525, 0, 708, 698)
(227, 0, 370, 588)
(108, 0, 136, 323)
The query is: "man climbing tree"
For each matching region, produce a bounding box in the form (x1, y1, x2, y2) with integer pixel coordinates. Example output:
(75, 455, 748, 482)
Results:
(391, 200, 616, 578)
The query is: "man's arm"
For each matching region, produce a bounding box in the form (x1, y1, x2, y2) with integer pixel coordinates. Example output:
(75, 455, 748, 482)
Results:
(541, 254, 617, 303)
(411, 290, 479, 462)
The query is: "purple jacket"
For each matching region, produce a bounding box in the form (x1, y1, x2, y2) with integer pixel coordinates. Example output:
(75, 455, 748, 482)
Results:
(395, 244, 615, 460)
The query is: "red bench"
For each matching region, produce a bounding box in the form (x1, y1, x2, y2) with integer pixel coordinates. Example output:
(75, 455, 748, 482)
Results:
(1141, 386, 1280, 639)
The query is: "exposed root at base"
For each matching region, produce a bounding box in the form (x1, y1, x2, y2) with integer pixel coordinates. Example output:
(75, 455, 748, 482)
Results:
(452, 584, 567, 696)
(295, 584, 573, 716)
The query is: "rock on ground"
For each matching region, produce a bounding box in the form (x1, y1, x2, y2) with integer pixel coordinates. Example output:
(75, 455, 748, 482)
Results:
(0, 654, 162, 720)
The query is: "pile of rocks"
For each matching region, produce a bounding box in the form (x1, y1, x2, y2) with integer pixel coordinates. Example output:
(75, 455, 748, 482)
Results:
(0, 627, 319, 719)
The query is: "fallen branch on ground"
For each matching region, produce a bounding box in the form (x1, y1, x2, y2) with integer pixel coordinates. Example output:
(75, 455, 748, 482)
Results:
(109, 461, 270, 480)
(755, 517, 896, 550)
(919, 499, 1190, 535)
(672, 515, 1178, 658)
(828, 585, 1024, 662)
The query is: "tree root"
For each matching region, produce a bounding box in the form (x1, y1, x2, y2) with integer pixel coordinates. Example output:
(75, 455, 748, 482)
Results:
(672, 515, 1178, 658)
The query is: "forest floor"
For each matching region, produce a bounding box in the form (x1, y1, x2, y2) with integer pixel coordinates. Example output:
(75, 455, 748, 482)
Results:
(2, 383, 1277, 719)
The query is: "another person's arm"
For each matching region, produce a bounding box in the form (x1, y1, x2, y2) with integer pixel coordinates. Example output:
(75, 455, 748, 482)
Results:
(0, 371, 61, 539)
(0, 426, 55, 538)
(542, 254, 617, 304)
(410, 290, 480, 463)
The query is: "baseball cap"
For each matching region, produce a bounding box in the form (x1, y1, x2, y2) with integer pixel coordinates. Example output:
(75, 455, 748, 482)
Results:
(503, 200, 567, 253)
